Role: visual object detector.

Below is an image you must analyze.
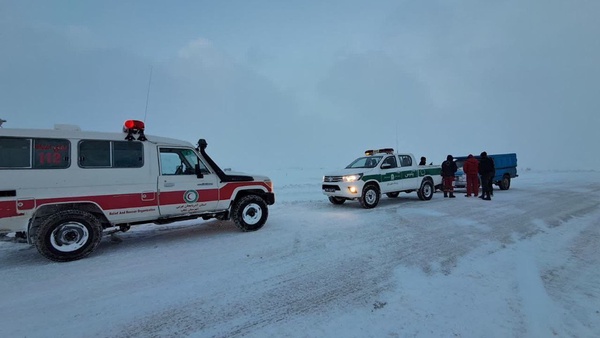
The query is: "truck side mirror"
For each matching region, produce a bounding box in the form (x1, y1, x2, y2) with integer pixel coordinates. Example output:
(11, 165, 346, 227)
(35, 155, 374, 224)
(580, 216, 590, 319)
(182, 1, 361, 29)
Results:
(195, 164, 204, 179)
(381, 163, 392, 169)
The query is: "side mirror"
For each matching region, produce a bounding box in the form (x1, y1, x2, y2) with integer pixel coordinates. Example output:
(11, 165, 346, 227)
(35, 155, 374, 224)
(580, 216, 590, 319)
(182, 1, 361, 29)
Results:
(195, 164, 204, 179)
(381, 163, 392, 169)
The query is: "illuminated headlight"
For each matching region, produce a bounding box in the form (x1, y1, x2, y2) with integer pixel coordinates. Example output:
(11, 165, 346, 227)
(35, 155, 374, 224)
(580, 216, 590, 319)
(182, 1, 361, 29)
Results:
(343, 174, 363, 182)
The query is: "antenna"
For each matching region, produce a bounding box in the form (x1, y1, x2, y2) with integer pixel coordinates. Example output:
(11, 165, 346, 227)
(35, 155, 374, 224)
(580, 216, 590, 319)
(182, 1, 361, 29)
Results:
(143, 65, 153, 123)
(395, 121, 399, 152)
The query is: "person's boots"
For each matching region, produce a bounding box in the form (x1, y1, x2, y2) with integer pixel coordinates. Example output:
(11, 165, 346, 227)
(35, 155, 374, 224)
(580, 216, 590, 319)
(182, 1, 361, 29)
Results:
(449, 192, 456, 198)
(444, 192, 448, 198)
(483, 192, 491, 200)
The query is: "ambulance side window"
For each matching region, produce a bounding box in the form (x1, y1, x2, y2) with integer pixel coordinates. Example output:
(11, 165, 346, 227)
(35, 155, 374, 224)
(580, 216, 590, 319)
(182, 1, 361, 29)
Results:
(159, 148, 209, 176)
(159, 151, 182, 175)
(78, 140, 144, 168)
(0, 137, 32, 168)
(79, 141, 111, 167)
(33, 138, 70, 169)
(0, 137, 70, 169)
(113, 141, 143, 168)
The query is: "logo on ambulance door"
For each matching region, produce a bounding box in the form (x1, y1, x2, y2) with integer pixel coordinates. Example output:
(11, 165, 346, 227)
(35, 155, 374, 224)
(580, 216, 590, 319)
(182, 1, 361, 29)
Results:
(183, 190, 199, 203)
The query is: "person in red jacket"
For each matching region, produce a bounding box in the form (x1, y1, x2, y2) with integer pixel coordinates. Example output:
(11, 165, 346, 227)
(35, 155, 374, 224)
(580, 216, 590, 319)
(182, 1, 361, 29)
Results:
(462, 154, 480, 197)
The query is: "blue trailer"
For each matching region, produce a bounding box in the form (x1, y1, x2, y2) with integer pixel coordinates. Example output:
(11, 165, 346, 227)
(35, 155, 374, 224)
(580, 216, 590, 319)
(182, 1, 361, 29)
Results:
(454, 153, 518, 190)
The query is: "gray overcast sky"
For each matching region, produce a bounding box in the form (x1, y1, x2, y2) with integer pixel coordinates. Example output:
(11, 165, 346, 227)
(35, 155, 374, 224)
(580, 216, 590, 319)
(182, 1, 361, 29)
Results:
(1, 0, 598, 171)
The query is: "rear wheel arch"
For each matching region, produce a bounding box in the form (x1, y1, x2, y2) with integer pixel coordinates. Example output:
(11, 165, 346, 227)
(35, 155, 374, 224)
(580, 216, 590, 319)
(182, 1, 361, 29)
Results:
(34, 208, 104, 262)
(418, 178, 435, 201)
(29, 203, 109, 241)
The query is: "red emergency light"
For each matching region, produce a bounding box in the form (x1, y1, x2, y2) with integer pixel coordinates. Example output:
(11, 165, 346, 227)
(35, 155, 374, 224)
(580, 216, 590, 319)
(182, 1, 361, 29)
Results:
(123, 120, 147, 141)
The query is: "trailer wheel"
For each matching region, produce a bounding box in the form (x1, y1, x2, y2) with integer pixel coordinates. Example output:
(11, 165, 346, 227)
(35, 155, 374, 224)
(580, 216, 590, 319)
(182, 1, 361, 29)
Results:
(231, 195, 268, 231)
(386, 192, 400, 198)
(35, 210, 103, 262)
(418, 180, 434, 200)
(328, 196, 346, 205)
(359, 184, 380, 209)
(499, 175, 511, 190)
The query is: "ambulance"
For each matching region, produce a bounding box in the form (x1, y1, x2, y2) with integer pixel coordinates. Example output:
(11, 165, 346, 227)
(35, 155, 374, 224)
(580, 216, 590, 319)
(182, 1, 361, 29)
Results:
(0, 120, 275, 262)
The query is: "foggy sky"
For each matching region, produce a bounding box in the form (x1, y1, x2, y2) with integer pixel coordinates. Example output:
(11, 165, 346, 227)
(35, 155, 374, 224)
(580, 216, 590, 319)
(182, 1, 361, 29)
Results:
(1, 0, 598, 172)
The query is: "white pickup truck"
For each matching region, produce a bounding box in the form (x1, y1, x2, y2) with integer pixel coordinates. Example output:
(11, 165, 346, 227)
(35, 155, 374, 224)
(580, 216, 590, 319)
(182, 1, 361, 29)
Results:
(322, 148, 442, 208)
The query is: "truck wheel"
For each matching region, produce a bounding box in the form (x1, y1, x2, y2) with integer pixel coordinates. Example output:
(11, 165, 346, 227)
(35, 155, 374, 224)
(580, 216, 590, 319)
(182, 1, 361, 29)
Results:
(232, 195, 268, 232)
(35, 210, 103, 262)
(499, 175, 511, 190)
(328, 196, 346, 205)
(418, 180, 434, 201)
(359, 184, 380, 209)
(386, 192, 400, 198)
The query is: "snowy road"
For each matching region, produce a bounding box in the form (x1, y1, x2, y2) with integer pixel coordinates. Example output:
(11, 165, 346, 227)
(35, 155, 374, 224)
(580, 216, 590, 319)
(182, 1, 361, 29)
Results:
(1, 170, 599, 337)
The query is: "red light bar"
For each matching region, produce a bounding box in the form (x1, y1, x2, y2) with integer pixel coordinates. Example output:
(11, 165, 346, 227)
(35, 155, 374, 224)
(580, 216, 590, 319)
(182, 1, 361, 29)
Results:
(124, 120, 145, 130)
(123, 120, 147, 141)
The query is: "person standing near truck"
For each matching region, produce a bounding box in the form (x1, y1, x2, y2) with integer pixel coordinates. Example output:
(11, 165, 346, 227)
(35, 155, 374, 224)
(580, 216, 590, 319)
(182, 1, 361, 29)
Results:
(419, 156, 427, 165)
(463, 154, 480, 197)
(478, 151, 495, 200)
(441, 155, 458, 198)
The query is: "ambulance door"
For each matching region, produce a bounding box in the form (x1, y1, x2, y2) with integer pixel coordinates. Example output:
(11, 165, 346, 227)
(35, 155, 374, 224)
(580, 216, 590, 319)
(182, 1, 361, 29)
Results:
(157, 147, 219, 217)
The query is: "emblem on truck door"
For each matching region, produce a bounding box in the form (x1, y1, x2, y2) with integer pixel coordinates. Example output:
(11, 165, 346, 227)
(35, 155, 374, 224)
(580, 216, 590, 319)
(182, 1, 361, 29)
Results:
(183, 190, 199, 203)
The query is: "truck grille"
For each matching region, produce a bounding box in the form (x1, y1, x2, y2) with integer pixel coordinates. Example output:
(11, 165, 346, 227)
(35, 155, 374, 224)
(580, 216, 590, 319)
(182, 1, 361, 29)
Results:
(323, 176, 343, 182)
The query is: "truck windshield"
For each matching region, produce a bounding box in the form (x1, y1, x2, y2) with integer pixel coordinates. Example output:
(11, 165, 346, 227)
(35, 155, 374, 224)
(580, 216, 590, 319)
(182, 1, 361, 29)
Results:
(346, 156, 383, 169)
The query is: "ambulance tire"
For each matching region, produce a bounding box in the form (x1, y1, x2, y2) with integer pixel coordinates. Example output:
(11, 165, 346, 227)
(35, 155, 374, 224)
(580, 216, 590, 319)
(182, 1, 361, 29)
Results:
(232, 195, 268, 232)
(35, 209, 103, 262)
(359, 184, 380, 209)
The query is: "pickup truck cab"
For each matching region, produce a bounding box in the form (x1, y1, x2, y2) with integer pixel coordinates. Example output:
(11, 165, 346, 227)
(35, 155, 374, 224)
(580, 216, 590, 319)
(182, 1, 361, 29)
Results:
(322, 148, 442, 208)
(0, 120, 275, 262)
(454, 153, 518, 190)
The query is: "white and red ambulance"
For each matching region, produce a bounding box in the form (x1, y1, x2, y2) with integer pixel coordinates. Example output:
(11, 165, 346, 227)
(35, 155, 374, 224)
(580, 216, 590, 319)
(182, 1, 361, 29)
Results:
(0, 120, 275, 262)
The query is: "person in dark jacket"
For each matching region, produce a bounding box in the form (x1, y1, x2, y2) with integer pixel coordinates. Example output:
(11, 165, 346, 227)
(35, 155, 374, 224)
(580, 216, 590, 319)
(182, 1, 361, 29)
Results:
(478, 151, 495, 200)
(419, 156, 427, 166)
(462, 154, 479, 197)
(441, 155, 458, 198)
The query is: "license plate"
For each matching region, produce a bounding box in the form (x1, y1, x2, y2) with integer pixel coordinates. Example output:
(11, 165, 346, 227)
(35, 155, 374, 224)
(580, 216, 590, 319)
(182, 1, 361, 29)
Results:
(324, 188, 335, 192)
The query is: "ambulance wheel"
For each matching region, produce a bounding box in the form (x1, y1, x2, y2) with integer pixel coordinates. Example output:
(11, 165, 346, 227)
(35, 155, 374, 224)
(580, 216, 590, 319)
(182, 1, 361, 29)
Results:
(232, 195, 268, 232)
(386, 192, 400, 198)
(35, 210, 103, 262)
(359, 184, 380, 209)
(418, 180, 434, 201)
(499, 175, 511, 190)
(328, 196, 346, 205)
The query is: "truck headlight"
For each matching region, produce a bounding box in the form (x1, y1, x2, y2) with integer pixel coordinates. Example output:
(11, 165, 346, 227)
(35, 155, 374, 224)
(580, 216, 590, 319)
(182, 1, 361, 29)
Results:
(343, 174, 362, 182)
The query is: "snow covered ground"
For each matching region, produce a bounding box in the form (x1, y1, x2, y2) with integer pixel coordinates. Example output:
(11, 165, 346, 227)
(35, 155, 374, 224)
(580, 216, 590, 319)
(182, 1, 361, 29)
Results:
(1, 169, 599, 338)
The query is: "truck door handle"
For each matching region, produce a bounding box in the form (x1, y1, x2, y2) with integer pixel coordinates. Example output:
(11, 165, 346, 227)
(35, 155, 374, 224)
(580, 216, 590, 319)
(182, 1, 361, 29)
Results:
(164, 182, 175, 187)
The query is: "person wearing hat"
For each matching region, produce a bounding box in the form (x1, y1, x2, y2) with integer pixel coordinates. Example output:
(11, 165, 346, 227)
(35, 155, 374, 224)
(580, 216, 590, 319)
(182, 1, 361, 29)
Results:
(478, 151, 495, 200)
(441, 154, 458, 198)
(462, 154, 480, 197)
